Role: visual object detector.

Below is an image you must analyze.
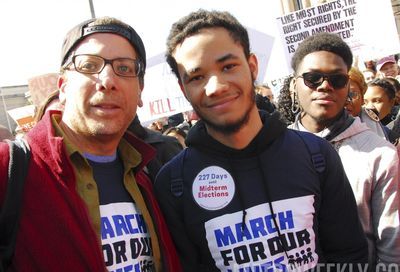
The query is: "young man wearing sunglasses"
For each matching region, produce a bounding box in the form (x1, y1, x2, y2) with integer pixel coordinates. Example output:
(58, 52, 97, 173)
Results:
(289, 32, 400, 269)
(154, 10, 368, 271)
(0, 17, 182, 271)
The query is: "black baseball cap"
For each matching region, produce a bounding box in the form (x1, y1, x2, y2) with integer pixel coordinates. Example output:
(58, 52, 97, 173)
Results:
(60, 17, 146, 76)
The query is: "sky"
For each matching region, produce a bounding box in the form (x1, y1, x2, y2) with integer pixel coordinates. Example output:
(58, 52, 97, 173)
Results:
(1, 0, 399, 89)
(0, 0, 91, 86)
(0, 0, 284, 87)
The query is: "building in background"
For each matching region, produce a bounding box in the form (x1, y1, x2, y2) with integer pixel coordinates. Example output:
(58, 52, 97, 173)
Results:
(0, 86, 29, 133)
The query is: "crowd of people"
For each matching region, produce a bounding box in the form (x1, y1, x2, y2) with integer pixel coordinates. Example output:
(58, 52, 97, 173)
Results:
(0, 9, 399, 272)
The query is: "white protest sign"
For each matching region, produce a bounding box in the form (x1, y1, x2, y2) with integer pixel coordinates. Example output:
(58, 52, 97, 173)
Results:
(7, 104, 36, 132)
(137, 54, 193, 124)
(276, 0, 400, 72)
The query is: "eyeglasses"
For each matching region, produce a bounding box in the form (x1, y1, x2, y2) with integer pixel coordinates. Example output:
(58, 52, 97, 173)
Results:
(348, 91, 360, 100)
(297, 72, 349, 89)
(346, 91, 360, 104)
(63, 54, 143, 77)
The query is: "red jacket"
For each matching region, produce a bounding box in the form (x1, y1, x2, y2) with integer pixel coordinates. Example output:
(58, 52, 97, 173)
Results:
(0, 111, 182, 271)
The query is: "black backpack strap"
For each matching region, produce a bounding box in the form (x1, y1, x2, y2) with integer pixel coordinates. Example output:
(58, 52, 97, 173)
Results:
(170, 148, 188, 197)
(0, 139, 31, 271)
(293, 130, 326, 174)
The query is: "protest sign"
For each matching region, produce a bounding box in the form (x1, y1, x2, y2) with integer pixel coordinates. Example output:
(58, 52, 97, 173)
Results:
(276, 0, 400, 72)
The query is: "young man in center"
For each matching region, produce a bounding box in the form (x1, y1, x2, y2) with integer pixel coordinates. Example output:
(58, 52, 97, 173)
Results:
(154, 9, 367, 271)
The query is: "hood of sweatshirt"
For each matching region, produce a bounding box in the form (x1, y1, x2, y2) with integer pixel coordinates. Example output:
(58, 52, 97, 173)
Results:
(330, 116, 370, 143)
(185, 111, 287, 158)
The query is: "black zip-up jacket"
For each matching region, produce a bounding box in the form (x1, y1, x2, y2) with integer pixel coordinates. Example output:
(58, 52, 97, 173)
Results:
(154, 111, 368, 271)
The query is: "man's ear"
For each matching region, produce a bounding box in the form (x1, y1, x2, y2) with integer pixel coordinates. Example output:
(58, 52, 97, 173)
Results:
(390, 97, 396, 108)
(248, 53, 258, 81)
(290, 77, 297, 101)
(138, 89, 143, 108)
(57, 75, 67, 104)
(139, 77, 145, 90)
(137, 77, 145, 107)
(178, 80, 189, 100)
(57, 75, 64, 90)
(291, 77, 297, 92)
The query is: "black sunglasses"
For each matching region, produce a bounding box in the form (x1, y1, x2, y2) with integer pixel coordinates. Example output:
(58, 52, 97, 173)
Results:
(297, 72, 349, 89)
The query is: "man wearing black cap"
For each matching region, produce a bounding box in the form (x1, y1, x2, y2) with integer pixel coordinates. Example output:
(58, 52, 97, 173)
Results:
(0, 17, 181, 271)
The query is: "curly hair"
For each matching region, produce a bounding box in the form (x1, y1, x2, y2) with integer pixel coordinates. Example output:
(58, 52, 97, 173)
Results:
(291, 32, 353, 73)
(349, 67, 368, 95)
(166, 9, 250, 81)
(277, 75, 296, 125)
